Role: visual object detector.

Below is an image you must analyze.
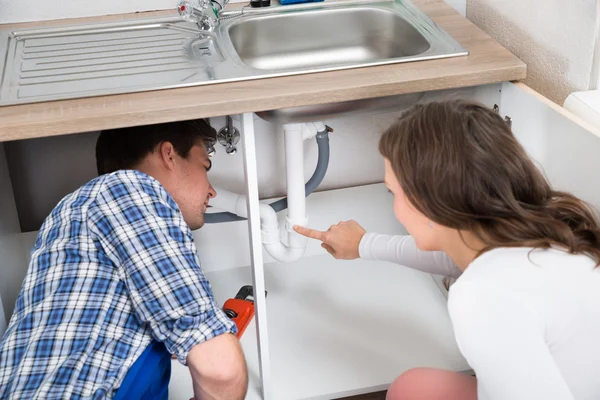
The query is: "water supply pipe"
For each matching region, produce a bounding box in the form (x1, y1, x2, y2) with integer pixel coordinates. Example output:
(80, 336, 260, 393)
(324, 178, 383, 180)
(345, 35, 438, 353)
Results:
(209, 121, 327, 263)
(205, 123, 330, 223)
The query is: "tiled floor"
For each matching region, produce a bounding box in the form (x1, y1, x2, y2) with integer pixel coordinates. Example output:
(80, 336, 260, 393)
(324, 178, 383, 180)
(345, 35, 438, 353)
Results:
(337, 392, 386, 400)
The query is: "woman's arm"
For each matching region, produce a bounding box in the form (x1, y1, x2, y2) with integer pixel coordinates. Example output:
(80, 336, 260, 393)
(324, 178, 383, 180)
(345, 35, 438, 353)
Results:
(294, 221, 461, 278)
(359, 233, 461, 278)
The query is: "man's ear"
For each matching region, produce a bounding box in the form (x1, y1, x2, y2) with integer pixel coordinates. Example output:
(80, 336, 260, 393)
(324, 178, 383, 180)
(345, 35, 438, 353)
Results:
(158, 141, 177, 171)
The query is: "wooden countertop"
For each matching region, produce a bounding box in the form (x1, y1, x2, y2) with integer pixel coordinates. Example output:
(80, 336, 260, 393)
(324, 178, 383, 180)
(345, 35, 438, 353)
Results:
(0, 0, 526, 142)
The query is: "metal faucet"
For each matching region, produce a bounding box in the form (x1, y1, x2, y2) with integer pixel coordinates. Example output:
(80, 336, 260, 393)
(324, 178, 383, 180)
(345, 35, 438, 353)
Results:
(217, 116, 240, 155)
(177, 0, 229, 31)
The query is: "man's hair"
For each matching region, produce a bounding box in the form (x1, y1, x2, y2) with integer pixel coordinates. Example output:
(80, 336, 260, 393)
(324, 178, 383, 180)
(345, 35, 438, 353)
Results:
(96, 119, 216, 175)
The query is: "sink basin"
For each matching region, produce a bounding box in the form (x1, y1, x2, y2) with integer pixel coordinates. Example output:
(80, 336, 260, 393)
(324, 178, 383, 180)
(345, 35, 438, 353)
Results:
(219, 0, 467, 78)
(0, 0, 467, 109)
(221, 1, 464, 123)
(227, 7, 431, 71)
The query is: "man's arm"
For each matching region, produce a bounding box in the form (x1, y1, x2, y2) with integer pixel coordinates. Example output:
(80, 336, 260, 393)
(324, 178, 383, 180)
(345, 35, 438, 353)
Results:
(89, 174, 247, 398)
(187, 333, 248, 400)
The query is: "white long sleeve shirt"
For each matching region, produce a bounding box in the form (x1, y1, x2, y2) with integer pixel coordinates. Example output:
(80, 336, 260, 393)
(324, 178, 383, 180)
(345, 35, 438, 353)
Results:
(359, 233, 600, 400)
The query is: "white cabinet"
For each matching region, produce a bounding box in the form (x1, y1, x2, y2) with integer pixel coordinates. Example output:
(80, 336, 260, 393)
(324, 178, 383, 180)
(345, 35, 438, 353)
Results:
(168, 82, 600, 400)
(499, 83, 600, 210)
(3, 80, 600, 400)
(0, 142, 28, 335)
(0, 294, 6, 338)
(169, 183, 468, 400)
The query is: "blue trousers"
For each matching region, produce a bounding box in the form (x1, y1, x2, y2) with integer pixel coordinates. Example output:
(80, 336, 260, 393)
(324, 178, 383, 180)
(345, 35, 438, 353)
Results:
(113, 340, 171, 400)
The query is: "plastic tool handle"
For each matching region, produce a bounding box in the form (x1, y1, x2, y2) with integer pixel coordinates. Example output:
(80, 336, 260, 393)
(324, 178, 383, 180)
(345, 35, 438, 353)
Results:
(223, 298, 255, 338)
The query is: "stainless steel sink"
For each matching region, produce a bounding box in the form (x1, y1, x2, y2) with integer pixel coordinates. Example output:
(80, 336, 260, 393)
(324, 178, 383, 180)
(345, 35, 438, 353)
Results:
(227, 7, 431, 71)
(0, 0, 467, 113)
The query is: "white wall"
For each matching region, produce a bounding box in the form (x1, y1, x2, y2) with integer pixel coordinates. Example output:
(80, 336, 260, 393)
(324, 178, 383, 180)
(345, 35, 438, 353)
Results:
(447, 0, 466, 16)
(468, 0, 598, 104)
(0, 0, 466, 24)
(0, 0, 172, 24)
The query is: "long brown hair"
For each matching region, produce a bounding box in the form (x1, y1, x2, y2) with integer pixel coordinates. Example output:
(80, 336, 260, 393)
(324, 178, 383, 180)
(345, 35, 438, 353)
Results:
(379, 100, 600, 264)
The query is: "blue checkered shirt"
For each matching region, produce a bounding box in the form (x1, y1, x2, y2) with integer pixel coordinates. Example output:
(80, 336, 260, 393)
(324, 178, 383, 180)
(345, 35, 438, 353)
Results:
(0, 170, 236, 399)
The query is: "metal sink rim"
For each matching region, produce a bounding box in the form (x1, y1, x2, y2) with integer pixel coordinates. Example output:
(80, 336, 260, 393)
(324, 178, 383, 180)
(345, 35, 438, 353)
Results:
(0, 0, 468, 107)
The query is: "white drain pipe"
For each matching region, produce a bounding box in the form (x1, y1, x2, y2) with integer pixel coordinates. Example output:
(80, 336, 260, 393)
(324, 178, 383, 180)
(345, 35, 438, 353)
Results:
(210, 121, 325, 263)
(266, 122, 309, 261)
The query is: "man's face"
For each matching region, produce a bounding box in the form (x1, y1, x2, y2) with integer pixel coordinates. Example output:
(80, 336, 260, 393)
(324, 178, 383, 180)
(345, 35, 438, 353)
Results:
(172, 142, 216, 230)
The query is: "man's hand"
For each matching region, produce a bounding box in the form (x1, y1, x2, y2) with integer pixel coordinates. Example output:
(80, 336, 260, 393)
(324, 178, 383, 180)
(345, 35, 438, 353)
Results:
(294, 220, 367, 260)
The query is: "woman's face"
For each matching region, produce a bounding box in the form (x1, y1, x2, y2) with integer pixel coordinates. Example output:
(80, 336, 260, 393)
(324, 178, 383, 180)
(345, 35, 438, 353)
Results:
(384, 158, 441, 251)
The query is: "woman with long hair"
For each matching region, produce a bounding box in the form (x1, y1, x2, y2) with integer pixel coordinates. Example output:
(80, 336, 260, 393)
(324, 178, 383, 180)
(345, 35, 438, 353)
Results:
(295, 100, 600, 400)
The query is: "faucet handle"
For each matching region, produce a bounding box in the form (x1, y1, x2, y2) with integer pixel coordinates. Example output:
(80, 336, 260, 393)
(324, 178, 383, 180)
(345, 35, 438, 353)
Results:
(177, 0, 217, 29)
(177, 0, 198, 21)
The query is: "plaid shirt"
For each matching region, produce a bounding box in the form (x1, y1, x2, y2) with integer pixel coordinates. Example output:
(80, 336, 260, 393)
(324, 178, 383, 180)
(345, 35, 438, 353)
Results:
(0, 170, 236, 399)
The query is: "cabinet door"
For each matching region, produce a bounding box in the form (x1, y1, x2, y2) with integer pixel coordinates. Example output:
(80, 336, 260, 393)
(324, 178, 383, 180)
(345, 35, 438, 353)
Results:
(0, 293, 6, 337)
(501, 82, 600, 210)
(0, 142, 28, 332)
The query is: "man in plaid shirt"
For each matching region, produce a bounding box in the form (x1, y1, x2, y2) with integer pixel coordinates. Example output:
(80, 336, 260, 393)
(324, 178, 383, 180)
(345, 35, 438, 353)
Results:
(0, 120, 247, 399)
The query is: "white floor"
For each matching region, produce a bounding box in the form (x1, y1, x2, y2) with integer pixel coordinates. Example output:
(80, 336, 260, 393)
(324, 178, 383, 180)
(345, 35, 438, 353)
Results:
(169, 254, 468, 400)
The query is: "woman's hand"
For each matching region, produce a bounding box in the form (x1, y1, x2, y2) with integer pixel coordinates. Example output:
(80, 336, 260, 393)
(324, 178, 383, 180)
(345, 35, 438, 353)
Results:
(294, 220, 367, 260)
